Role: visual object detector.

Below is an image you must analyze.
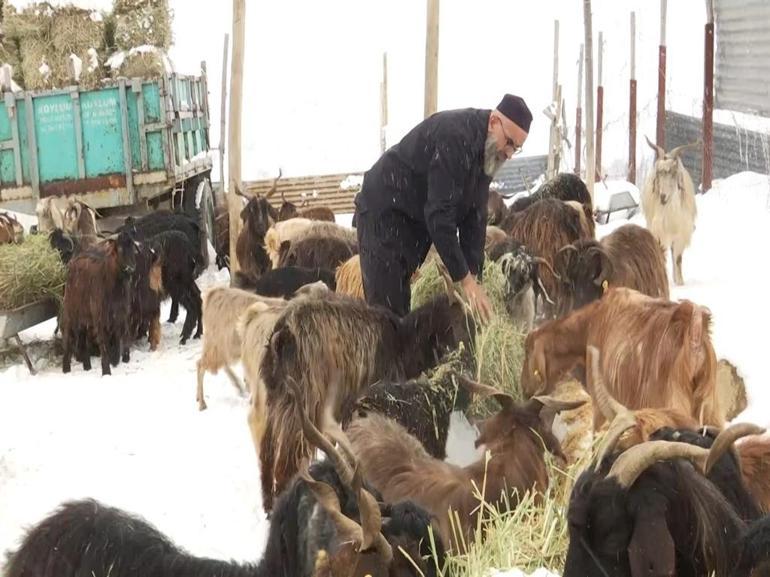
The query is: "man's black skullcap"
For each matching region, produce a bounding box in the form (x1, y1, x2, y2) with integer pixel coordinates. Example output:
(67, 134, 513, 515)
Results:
(497, 94, 533, 133)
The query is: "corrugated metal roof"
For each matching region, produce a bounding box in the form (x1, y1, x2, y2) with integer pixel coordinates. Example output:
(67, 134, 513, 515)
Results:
(715, 0, 770, 116)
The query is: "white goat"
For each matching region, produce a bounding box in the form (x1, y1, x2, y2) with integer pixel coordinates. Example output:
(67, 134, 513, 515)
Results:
(641, 136, 700, 285)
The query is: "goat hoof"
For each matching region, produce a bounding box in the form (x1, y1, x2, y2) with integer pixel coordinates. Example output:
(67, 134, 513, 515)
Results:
(198, 401, 207, 411)
(180, 338, 188, 346)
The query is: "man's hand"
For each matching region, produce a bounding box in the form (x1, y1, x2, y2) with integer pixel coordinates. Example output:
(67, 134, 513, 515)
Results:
(460, 273, 493, 324)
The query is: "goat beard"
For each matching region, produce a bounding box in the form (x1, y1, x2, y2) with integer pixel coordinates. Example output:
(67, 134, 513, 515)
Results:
(484, 134, 507, 177)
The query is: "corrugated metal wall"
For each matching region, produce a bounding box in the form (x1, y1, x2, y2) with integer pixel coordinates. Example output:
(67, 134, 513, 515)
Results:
(491, 154, 548, 196)
(666, 110, 770, 186)
(715, 0, 770, 116)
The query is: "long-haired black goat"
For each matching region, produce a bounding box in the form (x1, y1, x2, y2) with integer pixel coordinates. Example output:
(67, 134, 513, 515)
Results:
(563, 423, 765, 577)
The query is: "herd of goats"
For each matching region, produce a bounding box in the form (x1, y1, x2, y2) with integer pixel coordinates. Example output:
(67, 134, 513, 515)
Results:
(3, 137, 770, 577)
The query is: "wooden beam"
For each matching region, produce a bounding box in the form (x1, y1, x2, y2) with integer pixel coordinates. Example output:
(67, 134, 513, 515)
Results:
(595, 30, 603, 181)
(702, 0, 714, 191)
(227, 0, 245, 278)
(219, 32, 229, 197)
(380, 52, 388, 154)
(575, 43, 583, 175)
(424, 0, 439, 118)
(629, 12, 637, 183)
(583, 0, 595, 199)
(656, 0, 667, 148)
(547, 20, 560, 179)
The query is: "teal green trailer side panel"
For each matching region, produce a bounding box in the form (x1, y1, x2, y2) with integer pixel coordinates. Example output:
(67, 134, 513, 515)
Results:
(17, 99, 30, 184)
(0, 105, 13, 183)
(80, 89, 125, 177)
(126, 89, 141, 169)
(34, 95, 79, 182)
(142, 83, 164, 170)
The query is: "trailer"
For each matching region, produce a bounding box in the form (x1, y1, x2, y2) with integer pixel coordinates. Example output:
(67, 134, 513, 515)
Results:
(0, 68, 216, 251)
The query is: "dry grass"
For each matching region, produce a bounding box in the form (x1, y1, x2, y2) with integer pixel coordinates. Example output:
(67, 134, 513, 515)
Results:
(117, 49, 167, 79)
(113, 3, 172, 51)
(0, 233, 66, 310)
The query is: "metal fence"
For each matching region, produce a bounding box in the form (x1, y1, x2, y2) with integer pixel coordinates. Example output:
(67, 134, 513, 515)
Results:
(666, 110, 770, 187)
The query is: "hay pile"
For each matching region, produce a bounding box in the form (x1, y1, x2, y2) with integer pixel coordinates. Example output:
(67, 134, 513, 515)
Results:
(3, 2, 105, 90)
(0, 233, 66, 310)
(411, 258, 527, 417)
(110, 0, 172, 79)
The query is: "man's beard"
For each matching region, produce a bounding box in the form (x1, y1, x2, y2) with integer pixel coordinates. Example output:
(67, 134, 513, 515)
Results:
(484, 133, 507, 177)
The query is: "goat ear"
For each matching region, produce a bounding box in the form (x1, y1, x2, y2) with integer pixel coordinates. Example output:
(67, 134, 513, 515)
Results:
(456, 375, 514, 410)
(628, 504, 676, 577)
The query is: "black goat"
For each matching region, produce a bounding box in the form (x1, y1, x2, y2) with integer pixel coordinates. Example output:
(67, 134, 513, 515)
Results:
(149, 230, 203, 345)
(509, 172, 592, 213)
(234, 266, 337, 298)
(738, 514, 770, 577)
(278, 236, 357, 270)
(48, 228, 80, 264)
(563, 424, 762, 577)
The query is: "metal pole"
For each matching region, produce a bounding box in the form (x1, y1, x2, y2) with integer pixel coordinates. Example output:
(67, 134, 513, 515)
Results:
(595, 31, 603, 181)
(629, 12, 637, 183)
(702, 1, 714, 191)
(576, 43, 583, 175)
(656, 0, 667, 148)
(583, 0, 595, 199)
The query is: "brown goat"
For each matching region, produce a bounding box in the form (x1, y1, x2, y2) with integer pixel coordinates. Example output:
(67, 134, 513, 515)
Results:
(278, 235, 358, 271)
(255, 285, 473, 512)
(195, 286, 286, 411)
(500, 198, 594, 317)
(0, 212, 24, 244)
(335, 254, 364, 299)
(235, 174, 279, 281)
(736, 435, 770, 514)
(487, 189, 507, 225)
(346, 377, 584, 550)
(521, 287, 722, 429)
(63, 200, 99, 245)
(554, 223, 669, 315)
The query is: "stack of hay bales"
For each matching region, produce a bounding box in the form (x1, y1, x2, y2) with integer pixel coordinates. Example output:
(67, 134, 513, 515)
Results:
(109, 0, 173, 79)
(3, 2, 105, 90)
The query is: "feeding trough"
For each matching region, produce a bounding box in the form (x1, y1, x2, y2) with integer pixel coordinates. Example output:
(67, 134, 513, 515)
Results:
(0, 298, 58, 374)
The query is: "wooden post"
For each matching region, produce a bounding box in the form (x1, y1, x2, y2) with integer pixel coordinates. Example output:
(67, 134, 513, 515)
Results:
(219, 33, 229, 195)
(595, 30, 603, 182)
(583, 0, 595, 199)
(547, 20, 560, 179)
(423, 0, 439, 118)
(575, 43, 583, 175)
(380, 52, 388, 154)
(629, 12, 637, 183)
(702, 0, 714, 191)
(227, 0, 245, 278)
(656, 0, 667, 148)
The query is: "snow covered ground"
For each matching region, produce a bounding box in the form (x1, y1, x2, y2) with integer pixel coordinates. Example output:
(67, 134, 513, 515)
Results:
(1, 172, 769, 574)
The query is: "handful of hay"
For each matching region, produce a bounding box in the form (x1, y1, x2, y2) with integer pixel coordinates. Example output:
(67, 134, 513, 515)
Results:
(0, 233, 66, 311)
(411, 258, 527, 417)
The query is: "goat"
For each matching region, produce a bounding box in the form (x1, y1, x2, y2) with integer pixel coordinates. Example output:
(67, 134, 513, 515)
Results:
(335, 255, 364, 299)
(268, 220, 357, 269)
(738, 515, 770, 577)
(562, 424, 761, 577)
(487, 189, 507, 225)
(255, 288, 474, 512)
(488, 238, 557, 329)
(641, 136, 700, 285)
(484, 225, 507, 252)
(554, 223, 669, 315)
(264, 217, 315, 267)
(49, 228, 80, 264)
(521, 287, 722, 429)
(61, 231, 140, 375)
(346, 376, 584, 550)
(0, 211, 24, 244)
(499, 198, 593, 317)
(127, 243, 163, 352)
(195, 286, 286, 411)
(736, 434, 770, 514)
(62, 198, 99, 244)
(277, 182, 336, 224)
(35, 196, 69, 232)
(237, 266, 337, 299)
(510, 172, 592, 214)
(234, 178, 278, 283)
(149, 230, 203, 344)
(278, 235, 358, 271)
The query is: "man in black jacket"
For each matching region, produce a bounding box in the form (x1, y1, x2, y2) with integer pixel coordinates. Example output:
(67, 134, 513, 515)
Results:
(354, 93, 532, 320)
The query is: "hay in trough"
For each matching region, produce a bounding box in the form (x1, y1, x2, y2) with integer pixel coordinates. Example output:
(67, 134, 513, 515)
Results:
(0, 233, 66, 311)
(113, 1, 172, 52)
(411, 258, 526, 418)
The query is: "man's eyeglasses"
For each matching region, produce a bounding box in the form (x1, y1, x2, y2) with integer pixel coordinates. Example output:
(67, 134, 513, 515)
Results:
(498, 119, 523, 155)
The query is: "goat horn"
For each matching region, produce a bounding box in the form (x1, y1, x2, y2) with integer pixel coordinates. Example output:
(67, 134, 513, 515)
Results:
(531, 256, 561, 281)
(587, 346, 630, 424)
(608, 440, 709, 488)
(350, 464, 393, 563)
(529, 395, 587, 413)
(265, 168, 282, 199)
(669, 139, 702, 160)
(234, 183, 251, 199)
(703, 422, 766, 475)
(457, 375, 514, 410)
(645, 135, 665, 159)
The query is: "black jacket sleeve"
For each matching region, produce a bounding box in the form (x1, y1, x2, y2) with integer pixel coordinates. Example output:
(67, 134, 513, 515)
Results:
(459, 204, 486, 281)
(424, 142, 469, 282)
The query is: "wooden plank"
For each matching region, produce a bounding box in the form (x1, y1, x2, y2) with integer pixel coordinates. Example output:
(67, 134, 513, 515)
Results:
(228, 0, 245, 275)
